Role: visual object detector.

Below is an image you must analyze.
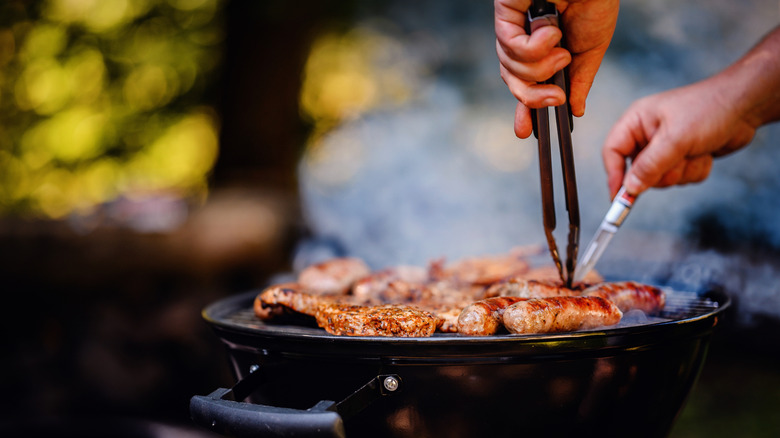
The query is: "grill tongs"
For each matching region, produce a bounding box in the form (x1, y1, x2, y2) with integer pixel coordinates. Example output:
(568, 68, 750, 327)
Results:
(526, 0, 580, 288)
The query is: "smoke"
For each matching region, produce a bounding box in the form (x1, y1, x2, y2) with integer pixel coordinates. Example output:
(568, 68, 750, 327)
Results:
(296, 0, 780, 327)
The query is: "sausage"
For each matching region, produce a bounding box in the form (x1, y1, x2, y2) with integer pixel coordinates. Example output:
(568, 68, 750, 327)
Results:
(583, 281, 666, 314)
(457, 297, 528, 336)
(503, 296, 622, 334)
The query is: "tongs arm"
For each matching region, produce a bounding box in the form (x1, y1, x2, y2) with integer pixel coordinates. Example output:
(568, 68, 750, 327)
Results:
(527, 0, 580, 288)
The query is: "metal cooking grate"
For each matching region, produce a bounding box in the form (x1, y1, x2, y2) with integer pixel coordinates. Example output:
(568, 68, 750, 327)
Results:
(227, 307, 273, 330)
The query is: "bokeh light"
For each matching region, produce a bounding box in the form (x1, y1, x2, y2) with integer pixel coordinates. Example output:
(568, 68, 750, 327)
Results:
(0, 0, 223, 219)
(299, 25, 426, 145)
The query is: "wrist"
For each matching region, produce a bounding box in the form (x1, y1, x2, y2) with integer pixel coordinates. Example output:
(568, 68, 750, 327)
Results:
(715, 28, 780, 128)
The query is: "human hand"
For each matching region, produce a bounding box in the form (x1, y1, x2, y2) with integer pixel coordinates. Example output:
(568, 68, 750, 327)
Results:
(601, 80, 756, 199)
(495, 0, 619, 138)
(602, 27, 780, 199)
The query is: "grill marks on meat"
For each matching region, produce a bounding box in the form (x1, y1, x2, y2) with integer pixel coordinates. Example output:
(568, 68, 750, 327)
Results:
(316, 304, 440, 337)
(457, 297, 528, 336)
(503, 297, 623, 334)
(583, 281, 666, 314)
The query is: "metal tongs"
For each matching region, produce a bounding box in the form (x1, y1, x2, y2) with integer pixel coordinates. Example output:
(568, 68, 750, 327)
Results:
(526, 0, 580, 288)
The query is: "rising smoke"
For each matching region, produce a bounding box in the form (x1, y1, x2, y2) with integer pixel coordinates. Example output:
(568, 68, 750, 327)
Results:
(296, 0, 780, 327)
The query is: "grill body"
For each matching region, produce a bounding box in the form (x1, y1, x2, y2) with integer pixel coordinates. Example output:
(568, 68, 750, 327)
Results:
(192, 287, 728, 438)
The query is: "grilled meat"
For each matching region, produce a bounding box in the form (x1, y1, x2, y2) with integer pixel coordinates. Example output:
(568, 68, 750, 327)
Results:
(583, 281, 666, 314)
(315, 303, 440, 337)
(411, 280, 491, 332)
(429, 249, 532, 286)
(252, 249, 667, 337)
(428, 307, 463, 333)
(298, 257, 371, 295)
(256, 282, 335, 318)
(256, 283, 441, 337)
(503, 296, 622, 334)
(514, 264, 604, 284)
(485, 278, 579, 298)
(457, 296, 528, 336)
(352, 266, 429, 300)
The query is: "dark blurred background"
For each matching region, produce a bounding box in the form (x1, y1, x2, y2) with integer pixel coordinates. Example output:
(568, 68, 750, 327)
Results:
(0, 0, 778, 437)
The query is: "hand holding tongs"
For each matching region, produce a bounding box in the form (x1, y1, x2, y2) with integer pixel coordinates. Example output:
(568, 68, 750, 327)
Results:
(526, 0, 580, 288)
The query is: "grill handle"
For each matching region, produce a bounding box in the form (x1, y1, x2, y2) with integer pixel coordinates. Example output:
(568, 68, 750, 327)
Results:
(190, 364, 403, 437)
(190, 389, 345, 438)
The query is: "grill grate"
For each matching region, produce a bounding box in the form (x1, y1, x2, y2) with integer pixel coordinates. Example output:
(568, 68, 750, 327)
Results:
(659, 289, 720, 320)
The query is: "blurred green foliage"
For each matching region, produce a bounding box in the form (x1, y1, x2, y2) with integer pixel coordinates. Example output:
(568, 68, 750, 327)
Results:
(0, 0, 224, 218)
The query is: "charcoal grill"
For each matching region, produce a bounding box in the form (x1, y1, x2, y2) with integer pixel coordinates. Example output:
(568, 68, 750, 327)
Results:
(190, 283, 728, 438)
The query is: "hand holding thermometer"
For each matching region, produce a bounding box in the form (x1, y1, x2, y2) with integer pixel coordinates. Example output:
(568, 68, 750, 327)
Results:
(571, 187, 636, 284)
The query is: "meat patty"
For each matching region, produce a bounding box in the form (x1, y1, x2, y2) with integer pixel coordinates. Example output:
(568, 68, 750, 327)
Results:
(315, 304, 440, 337)
(457, 296, 527, 336)
(503, 296, 622, 334)
(583, 281, 666, 313)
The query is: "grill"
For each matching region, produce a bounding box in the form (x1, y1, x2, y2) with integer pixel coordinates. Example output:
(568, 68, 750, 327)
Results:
(191, 282, 728, 438)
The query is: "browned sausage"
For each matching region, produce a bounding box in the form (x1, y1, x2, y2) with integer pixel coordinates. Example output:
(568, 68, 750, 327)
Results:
(583, 281, 666, 314)
(457, 297, 528, 336)
(503, 296, 622, 334)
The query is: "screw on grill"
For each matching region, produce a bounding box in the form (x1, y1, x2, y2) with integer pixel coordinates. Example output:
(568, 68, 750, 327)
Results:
(383, 376, 399, 392)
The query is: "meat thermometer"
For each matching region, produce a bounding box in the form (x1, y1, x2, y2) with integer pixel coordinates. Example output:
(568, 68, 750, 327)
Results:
(571, 187, 636, 283)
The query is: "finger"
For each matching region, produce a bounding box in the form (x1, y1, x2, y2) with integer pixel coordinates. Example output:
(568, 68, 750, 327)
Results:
(566, 48, 609, 117)
(678, 155, 713, 185)
(624, 130, 688, 195)
(654, 160, 687, 188)
(495, 17, 563, 63)
(494, 0, 531, 39)
(602, 109, 651, 197)
(496, 39, 571, 83)
(499, 62, 567, 108)
(514, 101, 534, 139)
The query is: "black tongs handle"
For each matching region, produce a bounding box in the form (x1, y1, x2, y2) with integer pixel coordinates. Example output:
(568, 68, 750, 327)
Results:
(526, 0, 580, 287)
